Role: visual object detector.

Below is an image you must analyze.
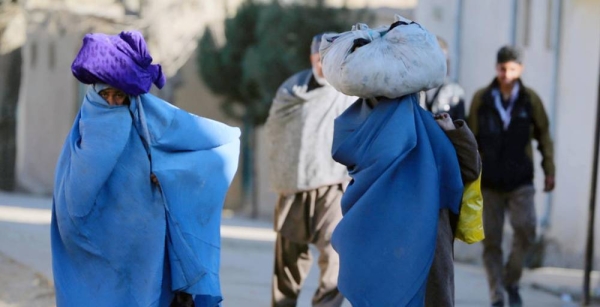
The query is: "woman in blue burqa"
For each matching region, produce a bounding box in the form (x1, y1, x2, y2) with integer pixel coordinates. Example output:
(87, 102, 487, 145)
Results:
(319, 16, 471, 306)
(51, 31, 240, 307)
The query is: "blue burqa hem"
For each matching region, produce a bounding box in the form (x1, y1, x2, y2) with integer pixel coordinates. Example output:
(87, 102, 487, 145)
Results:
(51, 88, 240, 307)
(331, 94, 463, 307)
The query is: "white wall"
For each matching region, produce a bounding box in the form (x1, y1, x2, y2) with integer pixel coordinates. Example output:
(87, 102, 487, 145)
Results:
(414, 0, 460, 79)
(546, 0, 600, 267)
(458, 1, 513, 103)
(510, 0, 558, 263)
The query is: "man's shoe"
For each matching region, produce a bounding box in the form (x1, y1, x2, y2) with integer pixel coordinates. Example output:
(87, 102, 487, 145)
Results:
(506, 286, 523, 307)
(491, 300, 504, 307)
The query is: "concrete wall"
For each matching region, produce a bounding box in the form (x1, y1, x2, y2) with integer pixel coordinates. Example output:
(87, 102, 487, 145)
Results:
(547, 0, 600, 267)
(416, 0, 600, 268)
(413, 0, 460, 79)
(16, 31, 81, 194)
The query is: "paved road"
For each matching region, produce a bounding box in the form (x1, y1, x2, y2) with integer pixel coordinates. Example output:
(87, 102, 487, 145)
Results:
(219, 221, 573, 307)
(0, 192, 581, 306)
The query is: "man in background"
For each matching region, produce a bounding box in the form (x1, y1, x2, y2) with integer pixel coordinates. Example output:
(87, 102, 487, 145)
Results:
(468, 46, 555, 307)
(265, 33, 356, 307)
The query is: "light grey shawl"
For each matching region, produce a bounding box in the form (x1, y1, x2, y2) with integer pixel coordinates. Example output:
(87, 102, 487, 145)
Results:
(266, 69, 355, 194)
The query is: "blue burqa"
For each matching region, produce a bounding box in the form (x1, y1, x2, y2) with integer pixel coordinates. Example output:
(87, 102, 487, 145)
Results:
(331, 94, 464, 306)
(51, 87, 240, 307)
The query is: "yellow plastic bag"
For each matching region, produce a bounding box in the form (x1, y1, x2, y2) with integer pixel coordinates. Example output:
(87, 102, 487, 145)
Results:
(455, 173, 485, 244)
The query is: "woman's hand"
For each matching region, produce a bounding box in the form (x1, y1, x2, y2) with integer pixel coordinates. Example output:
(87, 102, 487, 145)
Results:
(434, 113, 456, 131)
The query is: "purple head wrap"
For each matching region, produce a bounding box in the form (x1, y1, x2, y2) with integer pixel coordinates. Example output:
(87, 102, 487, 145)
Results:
(71, 31, 166, 96)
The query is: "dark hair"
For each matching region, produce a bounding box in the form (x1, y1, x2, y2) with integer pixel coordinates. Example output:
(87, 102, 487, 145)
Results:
(497, 45, 522, 64)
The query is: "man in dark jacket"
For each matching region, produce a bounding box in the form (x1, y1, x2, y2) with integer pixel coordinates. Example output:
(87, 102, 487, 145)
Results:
(468, 46, 555, 307)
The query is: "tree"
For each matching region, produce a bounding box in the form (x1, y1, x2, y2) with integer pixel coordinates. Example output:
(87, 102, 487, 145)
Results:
(198, 0, 373, 216)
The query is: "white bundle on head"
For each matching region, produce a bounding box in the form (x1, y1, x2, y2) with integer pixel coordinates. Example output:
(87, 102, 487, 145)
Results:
(319, 15, 447, 99)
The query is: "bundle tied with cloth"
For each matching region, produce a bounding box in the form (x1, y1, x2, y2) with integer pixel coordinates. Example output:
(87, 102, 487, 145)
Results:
(52, 31, 240, 307)
(319, 15, 481, 306)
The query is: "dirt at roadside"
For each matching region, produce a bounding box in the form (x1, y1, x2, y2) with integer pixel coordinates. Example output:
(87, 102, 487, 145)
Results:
(0, 252, 55, 307)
